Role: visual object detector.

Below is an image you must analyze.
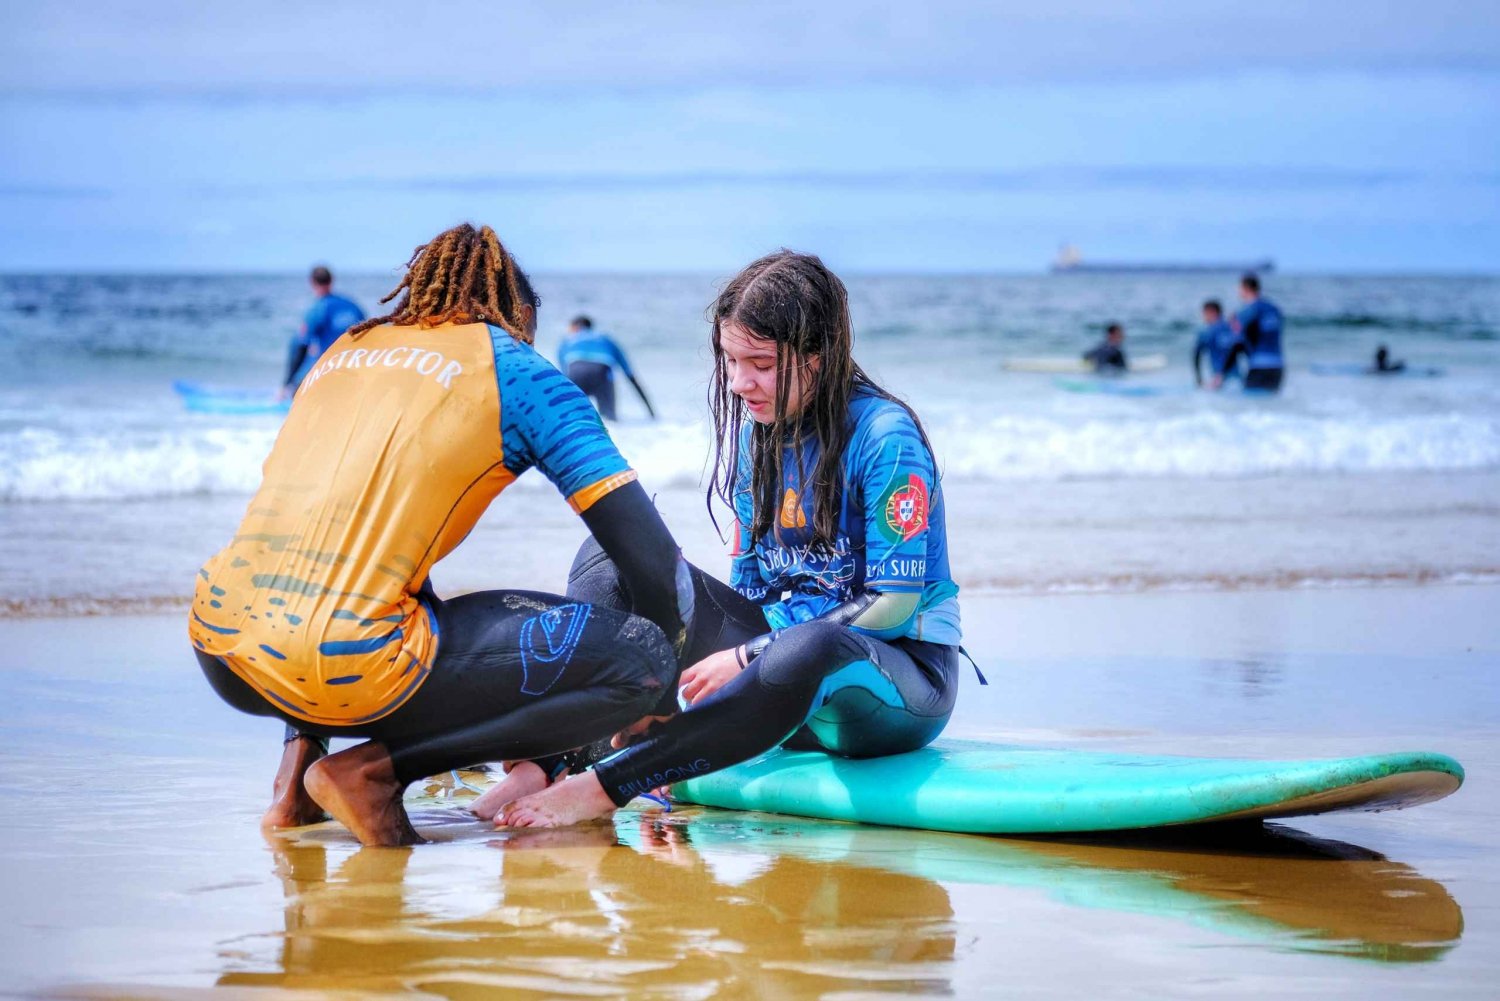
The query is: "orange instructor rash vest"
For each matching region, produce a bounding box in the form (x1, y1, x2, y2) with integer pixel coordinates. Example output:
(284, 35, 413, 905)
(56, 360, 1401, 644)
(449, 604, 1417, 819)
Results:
(188, 321, 637, 725)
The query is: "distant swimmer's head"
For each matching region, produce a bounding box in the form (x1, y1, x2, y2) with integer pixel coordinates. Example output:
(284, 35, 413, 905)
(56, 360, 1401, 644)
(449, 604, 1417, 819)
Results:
(1202, 299, 1222, 322)
(707, 249, 930, 552)
(1106, 322, 1124, 344)
(309, 265, 334, 294)
(348, 223, 540, 343)
(1240, 273, 1261, 301)
(570, 315, 593, 334)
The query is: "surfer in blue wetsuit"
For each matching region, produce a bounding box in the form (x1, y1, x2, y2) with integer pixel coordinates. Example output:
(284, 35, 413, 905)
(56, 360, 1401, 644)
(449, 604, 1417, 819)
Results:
(558, 316, 656, 421)
(278, 266, 365, 400)
(479, 250, 964, 828)
(1193, 300, 1241, 388)
(1221, 274, 1285, 392)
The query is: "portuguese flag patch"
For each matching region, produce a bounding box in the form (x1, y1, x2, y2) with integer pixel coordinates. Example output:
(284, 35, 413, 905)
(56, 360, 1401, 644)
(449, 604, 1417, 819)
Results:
(879, 473, 929, 543)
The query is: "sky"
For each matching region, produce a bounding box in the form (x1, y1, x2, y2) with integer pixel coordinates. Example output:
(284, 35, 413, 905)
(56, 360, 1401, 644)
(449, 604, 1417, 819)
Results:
(2, 1, 1498, 273)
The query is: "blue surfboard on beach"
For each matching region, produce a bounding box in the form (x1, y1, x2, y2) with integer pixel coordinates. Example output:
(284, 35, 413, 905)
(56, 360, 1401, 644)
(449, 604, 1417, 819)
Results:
(172, 380, 290, 415)
(673, 740, 1464, 835)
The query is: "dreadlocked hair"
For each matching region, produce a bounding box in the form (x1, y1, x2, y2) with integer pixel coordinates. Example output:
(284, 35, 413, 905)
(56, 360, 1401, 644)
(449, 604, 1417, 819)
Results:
(707, 249, 934, 555)
(347, 223, 540, 342)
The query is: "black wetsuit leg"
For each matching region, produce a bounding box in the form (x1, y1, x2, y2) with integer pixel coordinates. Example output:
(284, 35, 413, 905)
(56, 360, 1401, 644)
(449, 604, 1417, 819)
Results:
(521, 537, 767, 778)
(567, 536, 767, 677)
(1244, 367, 1284, 392)
(567, 361, 617, 421)
(194, 588, 674, 785)
(590, 618, 959, 805)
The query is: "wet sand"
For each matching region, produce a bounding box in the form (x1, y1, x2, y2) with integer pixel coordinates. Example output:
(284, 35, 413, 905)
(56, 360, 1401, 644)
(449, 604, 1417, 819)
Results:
(5, 471, 1499, 615)
(1, 584, 1496, 998)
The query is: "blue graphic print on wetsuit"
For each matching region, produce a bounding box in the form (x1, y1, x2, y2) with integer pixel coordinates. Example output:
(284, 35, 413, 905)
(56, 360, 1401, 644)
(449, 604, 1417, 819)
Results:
(1196, 320, 1241, 378)
(558, 330, 635, 380)
(1236, 298, 1285, 371)
(518, 603, 592, 696)
(728, 390, 961, 645)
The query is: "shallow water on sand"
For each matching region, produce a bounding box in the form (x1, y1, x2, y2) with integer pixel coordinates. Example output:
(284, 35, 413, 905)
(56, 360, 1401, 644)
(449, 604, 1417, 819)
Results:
(1, 586, 1497, 998)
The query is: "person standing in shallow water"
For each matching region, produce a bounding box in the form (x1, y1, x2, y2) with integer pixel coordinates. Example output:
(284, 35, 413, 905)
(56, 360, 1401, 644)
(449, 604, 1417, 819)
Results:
(557, 315, 656, 421)
(188, 223, 692, 847)
(1222, 273, 1286, 392)
(1193, 300, 1241, 388)
(486, 249, 964, 829)
(279, 265, 365, 401)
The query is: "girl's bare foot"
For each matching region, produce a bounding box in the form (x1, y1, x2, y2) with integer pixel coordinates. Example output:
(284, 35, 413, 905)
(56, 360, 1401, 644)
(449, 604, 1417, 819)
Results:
(497, 772, 617, 828)
(304, 741, 424, 846)
(470, 761, 552, 821)
(261, 735, 330, 830)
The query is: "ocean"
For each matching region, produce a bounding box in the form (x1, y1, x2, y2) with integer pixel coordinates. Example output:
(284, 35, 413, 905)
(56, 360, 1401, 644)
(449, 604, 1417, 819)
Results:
(2, 271, 1498, 613)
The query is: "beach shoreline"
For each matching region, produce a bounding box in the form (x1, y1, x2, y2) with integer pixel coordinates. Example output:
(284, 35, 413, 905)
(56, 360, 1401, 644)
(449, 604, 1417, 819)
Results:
(4, 470, 1498, 617)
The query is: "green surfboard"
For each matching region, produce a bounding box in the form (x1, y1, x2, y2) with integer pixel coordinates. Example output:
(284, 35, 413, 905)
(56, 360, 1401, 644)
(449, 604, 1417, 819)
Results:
(672, 741, 1464, 834)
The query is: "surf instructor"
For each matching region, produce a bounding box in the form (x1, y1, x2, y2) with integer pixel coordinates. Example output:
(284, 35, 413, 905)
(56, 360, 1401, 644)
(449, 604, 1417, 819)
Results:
(493, 249, 963, 828)
(188, 223, 693, 847)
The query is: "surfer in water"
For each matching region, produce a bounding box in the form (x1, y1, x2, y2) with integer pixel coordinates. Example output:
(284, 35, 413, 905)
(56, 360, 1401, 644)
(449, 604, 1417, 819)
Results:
(279, 265, 366, 401)
(1221, 273, 1285, 392)
(483, 249, 963, 828)
(188, 223, 693, 846)
(558, 315, 656, 421)
(1373, 344, 1406, 374)
(1193, 300, 1241, 388)
(1083, 323, 1128, 373)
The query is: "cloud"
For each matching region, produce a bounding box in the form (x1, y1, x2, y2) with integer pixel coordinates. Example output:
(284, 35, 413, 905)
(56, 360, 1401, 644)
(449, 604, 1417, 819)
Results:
(3, 1, 1498, 94)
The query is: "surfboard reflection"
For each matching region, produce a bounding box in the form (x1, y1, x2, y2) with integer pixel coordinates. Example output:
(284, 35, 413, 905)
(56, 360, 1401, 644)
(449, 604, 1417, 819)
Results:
(217, 798, 1459, 992)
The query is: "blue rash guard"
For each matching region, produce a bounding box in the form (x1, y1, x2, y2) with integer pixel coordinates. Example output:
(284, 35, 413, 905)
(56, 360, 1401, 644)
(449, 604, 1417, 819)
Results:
(285, 292, 366, 388)
(1194, 320, 1241, 383)
(558, 329, 635, 380)
(1234, 298, 1285, 372)
(728, 389, 962, 646)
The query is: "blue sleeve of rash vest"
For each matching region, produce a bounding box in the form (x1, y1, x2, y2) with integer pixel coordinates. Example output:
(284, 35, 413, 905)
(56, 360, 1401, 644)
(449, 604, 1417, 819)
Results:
(492, 327, 635, 511)
(858, 406, 936, 595)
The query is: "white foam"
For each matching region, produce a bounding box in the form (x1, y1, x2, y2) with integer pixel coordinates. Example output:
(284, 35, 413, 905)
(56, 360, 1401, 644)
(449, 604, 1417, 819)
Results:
(931, 411, 1500, 481)
(0, 425, 277, 501)
(2, 410, 1498, 502)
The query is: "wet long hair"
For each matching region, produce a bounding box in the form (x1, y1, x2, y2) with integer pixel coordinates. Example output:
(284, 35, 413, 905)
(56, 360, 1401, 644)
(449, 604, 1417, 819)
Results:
(708, 250, 931, 554)
(348, 223, 540, 342)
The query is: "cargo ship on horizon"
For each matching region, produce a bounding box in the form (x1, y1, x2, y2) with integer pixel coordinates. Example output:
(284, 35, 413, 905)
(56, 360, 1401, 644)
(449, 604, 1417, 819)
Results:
(1051, 244, 1274, 275)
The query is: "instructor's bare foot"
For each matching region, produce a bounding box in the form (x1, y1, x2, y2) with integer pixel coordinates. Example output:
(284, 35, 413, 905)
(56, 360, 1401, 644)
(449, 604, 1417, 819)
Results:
(261, 735, 330, 830)
(303, 741, 424, 846)
(470, 761, 553, 822)
(497, 772, 617, 829)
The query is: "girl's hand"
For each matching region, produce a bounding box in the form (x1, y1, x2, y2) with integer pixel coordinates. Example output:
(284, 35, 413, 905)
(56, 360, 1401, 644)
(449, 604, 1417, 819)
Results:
(679, 647, 745, 705)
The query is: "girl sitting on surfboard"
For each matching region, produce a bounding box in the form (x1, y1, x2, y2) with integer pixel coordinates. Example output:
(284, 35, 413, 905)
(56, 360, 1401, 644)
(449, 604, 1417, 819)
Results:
(188, 223, 693, 846)
(485, 249, 964, 828)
